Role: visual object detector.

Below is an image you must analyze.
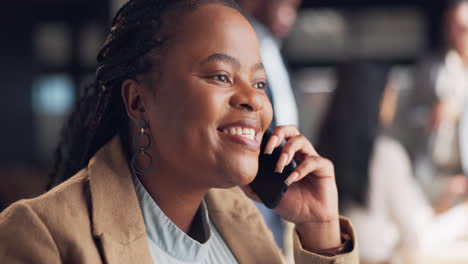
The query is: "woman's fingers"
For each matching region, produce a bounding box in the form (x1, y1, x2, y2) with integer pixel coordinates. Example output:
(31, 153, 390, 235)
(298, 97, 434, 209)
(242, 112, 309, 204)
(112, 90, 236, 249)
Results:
(264, 125, 299, 154)
(284, 156, 334, 186)
(282, 134, 317, 162)
(275, 152, 289, 173)
(285, 171, 300, 186)
(264, 126, 301, 154)
(274, 134, 318, 173)
(264, 126, 326, 178)
(264, 135, 279, 154)
(272, 125, 300, 142)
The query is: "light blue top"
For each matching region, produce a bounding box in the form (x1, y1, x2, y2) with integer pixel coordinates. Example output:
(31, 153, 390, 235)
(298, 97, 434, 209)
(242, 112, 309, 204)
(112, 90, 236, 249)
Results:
(133, 176, 238, 264)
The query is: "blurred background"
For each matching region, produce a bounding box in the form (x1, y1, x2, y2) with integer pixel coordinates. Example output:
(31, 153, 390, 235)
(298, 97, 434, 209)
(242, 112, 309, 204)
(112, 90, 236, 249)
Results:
(1, 0, 468, 263)
(0, 0, 437, 206)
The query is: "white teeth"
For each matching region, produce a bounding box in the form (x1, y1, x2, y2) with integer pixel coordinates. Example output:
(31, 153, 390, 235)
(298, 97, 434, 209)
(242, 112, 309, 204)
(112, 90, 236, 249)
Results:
(221, 126, 257, 139)
(245, 134, 255, 140)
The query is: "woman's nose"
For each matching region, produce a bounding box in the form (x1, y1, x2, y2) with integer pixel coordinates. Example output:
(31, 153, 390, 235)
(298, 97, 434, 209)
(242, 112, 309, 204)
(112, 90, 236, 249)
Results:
(229, 81, 264, 112)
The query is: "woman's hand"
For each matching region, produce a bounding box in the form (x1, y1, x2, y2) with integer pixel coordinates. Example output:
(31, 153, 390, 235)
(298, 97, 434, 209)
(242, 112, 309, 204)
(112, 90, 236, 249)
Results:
(241, 126, 341, 251)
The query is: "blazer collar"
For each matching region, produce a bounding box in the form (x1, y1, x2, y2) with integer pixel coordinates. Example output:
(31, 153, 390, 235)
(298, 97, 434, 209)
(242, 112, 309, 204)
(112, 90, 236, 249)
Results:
(86, 136, 283, 264)
(205, 188, 284, 264)
(87, 136, 153, 263)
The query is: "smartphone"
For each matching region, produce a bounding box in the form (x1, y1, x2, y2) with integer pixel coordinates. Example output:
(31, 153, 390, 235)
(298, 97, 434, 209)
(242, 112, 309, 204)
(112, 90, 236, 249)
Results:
(249, 129, 296, 209)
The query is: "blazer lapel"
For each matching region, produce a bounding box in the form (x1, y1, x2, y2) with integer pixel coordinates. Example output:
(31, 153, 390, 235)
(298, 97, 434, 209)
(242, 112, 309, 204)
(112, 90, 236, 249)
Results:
(205, 188, 284, 264)
(86, 136, 284, 263)
(88, 136, 153, 264)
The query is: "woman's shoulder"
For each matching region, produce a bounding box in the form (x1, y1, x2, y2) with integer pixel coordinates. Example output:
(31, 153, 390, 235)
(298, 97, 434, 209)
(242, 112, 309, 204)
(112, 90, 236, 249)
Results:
(0, 168, 103, 262)
(0, 168, 92, 235)
(2, 168, 90, 216)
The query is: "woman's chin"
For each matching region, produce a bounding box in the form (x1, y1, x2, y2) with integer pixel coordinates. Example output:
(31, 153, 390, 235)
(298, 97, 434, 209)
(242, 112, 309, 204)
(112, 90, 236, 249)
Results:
(215, 169, 257, 189)
(215, 157, 259, 188)
(230, 170, 257, 187)
(238, 172, 256, 186)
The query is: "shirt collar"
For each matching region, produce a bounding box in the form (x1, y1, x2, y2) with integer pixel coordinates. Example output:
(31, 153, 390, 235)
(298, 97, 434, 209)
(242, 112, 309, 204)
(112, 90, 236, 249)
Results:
(132, 175, 212, 262)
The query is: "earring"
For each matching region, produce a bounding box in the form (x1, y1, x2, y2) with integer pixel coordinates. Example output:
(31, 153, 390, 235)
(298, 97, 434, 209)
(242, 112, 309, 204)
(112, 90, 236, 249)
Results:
(130, 120, 153, 176)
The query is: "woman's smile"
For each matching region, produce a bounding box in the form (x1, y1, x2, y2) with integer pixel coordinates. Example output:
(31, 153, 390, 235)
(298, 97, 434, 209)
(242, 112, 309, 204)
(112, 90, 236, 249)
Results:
(217, 119, 262, 151)
(130, 3, 274, 188)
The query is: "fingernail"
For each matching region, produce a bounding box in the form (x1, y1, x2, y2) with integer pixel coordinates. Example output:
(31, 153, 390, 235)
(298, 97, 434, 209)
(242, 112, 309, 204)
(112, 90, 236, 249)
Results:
(265, 135, 278, 154)
(285, 172, 299, 186)
(286, 154, 294, 165)
(275, 153, 288, 173)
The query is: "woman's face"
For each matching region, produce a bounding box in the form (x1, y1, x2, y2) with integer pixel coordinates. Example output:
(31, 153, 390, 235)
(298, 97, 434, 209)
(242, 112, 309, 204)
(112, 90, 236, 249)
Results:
(141, 4, 273, 188)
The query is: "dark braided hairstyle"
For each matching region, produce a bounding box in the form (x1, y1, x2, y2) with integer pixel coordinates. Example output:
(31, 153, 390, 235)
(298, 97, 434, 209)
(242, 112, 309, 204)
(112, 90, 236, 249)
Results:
(48, 0, 240, 188)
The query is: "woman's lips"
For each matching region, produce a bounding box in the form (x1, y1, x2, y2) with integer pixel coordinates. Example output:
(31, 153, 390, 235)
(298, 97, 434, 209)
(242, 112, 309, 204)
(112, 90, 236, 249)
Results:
(218, 130, 261, 151)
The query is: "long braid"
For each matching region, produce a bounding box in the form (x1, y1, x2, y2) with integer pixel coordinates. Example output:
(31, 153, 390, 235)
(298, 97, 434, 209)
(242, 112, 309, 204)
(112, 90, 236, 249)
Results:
(48, 82, 100, 188)
(48, 0, 240, 188)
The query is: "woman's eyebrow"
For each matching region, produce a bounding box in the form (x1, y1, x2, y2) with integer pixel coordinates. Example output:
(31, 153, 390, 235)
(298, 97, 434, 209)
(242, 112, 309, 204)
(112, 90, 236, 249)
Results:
(199, 53, 263, 73)
(199, 53, 241, 69)
(251, 62, 264, 73)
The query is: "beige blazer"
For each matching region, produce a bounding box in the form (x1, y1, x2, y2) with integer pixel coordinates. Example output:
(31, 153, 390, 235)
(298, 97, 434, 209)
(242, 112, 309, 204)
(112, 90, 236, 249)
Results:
(0, 137, 358, 263)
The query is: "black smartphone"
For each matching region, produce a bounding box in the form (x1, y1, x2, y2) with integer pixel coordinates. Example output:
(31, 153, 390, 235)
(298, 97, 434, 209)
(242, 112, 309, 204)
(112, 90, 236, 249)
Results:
(249, 129, 296, 209)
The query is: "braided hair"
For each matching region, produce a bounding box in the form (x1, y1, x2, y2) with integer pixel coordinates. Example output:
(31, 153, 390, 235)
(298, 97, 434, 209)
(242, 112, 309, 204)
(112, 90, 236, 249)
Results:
(48, 0, 240, 188)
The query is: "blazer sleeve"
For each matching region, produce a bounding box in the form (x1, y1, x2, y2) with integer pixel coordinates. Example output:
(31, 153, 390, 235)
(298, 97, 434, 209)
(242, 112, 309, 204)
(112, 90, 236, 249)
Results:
(0, 201, 61, 264)
(293, 217, 359, 264)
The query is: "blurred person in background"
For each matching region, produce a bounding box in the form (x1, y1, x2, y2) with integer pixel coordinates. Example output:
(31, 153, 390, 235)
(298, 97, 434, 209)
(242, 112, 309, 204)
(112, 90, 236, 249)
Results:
(0, 0, 358, 263)
(404, 0, 468, 199)
(317, 61, 468, 264)
(236, 0, 301, 251)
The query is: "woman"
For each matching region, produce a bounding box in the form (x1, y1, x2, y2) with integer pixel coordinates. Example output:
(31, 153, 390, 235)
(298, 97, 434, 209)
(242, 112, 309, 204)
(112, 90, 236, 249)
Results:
(317, 61, 468, 264)
(0, 0, 357, 263)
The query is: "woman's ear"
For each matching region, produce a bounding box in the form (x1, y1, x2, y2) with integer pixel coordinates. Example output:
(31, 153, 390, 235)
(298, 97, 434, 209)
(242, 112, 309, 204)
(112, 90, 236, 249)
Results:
(121, 79, 147, 122)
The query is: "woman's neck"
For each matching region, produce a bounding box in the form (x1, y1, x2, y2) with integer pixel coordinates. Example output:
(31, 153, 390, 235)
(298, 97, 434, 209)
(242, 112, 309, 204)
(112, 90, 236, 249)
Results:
(137, 166, 209, 236)
(123, 134, 209, 237)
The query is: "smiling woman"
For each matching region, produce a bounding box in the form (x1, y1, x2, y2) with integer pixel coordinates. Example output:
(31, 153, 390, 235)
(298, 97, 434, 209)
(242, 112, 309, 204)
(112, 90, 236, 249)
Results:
(0, 0, 357, 263)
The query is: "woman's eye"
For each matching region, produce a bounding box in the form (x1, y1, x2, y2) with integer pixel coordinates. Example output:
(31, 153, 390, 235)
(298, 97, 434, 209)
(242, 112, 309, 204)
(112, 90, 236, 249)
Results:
(213, 74, 230, 83)
(254, 81, 267, 90)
